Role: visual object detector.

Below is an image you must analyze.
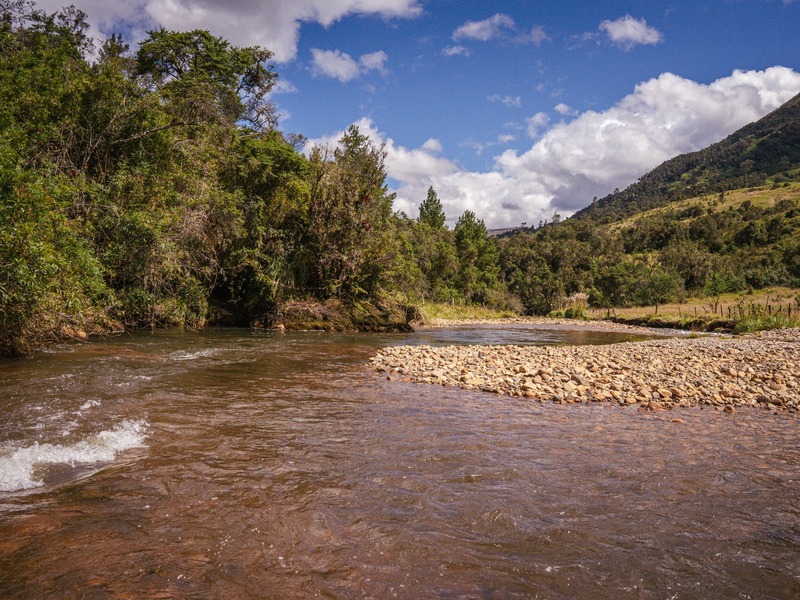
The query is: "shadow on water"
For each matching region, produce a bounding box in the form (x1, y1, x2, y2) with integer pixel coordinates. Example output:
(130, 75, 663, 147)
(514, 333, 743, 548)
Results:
(0, 327, 798, 599)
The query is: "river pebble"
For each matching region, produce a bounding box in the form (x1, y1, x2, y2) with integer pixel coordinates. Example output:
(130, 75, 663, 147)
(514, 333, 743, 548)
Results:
(370, 327, 800, 413)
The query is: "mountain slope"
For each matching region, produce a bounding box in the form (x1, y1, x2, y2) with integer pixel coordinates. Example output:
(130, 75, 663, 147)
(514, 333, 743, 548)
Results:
(574, 91, 800, 222)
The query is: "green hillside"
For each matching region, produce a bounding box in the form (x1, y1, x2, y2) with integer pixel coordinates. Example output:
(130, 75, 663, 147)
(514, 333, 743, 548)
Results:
(574, 92, 800, 222)
(495, 90, 800, 319)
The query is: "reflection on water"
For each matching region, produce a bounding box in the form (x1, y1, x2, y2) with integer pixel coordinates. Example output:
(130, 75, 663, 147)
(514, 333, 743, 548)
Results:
(405, 322, 663, 347)
(0, 328, 798, 599)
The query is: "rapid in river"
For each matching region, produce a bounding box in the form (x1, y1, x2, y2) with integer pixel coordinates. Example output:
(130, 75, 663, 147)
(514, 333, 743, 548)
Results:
(1, 326, 798, 599)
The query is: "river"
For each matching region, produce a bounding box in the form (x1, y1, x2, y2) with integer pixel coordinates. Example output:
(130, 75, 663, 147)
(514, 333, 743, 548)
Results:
(1, 326, 798, 599)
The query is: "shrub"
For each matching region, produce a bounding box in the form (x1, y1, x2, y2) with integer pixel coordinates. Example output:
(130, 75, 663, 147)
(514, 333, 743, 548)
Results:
(734, 313, 799, 334)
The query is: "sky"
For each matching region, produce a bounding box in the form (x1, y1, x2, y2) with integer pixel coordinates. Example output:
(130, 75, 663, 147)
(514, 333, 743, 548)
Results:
(35, 0, 800, 228)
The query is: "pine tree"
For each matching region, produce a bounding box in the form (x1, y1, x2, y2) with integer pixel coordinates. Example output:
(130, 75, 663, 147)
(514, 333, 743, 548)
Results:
(418, 186, 447, 229)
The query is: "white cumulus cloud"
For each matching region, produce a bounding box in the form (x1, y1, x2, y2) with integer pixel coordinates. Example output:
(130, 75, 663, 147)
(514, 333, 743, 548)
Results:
(525, 112, 550, 138)
(359, 50, 389, 74)
(442, 45, 470, 57)
(554, 102, 577, 116)
(35, 0, 422, 62)
(421, 138, 444, 153)
(452, 13, 515, 42)
(306, 67, 800, 228)
(488, 95, 522, 108)
(527, 25, 549, 46)
(310, 49, 361, 82)
(311, 48, 388, 82)
(600, 15, 663, 50)
(271, 79, 298, 95)
(495, 66, 800, 221)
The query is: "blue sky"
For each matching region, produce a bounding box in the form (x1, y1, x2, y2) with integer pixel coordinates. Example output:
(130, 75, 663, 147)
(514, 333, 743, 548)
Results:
(38, 0, 800, 227)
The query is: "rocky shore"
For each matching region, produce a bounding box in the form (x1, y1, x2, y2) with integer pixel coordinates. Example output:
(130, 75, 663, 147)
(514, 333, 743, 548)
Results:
(370, 326, 800, 413)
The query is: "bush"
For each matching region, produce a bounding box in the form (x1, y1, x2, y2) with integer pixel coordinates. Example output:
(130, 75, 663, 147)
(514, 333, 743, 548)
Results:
(563, 308, 588, 320)
(734, 313, 799, 334)
(0, 174, 110, 355)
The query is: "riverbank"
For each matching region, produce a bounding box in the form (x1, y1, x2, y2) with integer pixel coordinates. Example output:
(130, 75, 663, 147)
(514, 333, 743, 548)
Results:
(273, 299, 413, 332)
(370, 325, 800, 413)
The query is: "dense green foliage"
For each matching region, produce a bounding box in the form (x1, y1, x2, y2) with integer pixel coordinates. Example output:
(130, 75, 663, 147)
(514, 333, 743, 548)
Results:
(500, 186, 800, 315)
(418, 186, 446, 230)
(0, 3, 508, 355)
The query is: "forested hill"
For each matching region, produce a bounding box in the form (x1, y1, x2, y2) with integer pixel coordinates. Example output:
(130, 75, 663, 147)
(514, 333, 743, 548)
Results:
(497, 95, 800, 317)
(574, 91, 800, 222)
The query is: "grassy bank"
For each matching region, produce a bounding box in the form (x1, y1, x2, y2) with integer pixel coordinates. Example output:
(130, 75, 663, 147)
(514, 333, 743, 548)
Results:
(591, 287, 799, 332)
(415, 303, 520, 323)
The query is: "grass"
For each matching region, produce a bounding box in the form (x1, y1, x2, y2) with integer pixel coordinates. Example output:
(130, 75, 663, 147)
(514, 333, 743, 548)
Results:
(733, 313, 800, 334)
(593, 287, 799, 320)
(591, 287, 800, 332)
(710, 183, 800, 212)
(408, 287, 800, 332)
(414, 289, 800, 332)
(416, 302, 520, 323)
(608, 183, 800, 232)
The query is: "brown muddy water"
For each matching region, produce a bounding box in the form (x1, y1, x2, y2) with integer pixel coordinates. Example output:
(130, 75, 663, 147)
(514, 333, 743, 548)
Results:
(0, 326, 798, 599)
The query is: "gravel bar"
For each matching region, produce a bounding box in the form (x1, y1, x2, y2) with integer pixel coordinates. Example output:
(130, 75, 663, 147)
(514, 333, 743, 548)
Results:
(370, 327, 800, 413)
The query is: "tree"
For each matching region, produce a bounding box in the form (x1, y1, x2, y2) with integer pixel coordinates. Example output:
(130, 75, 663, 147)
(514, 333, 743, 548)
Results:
(659, 239, 712, 293)
(454, 210, 501, 304)
(409, 218, 459, 302)
(638, 267, 681, 314)
(418, 186, 446, 229)
(217, 130, 310, 319)
(0, 167, 109, 355)
(591, 260, 642, 308)
(704, 272, 732, 314)
(4, 4, 475, 354)
(135, 28, 277, 129)
(0, 2, 94, 173)
(306, 125, 396, 299)
(0, 2, 116, 353)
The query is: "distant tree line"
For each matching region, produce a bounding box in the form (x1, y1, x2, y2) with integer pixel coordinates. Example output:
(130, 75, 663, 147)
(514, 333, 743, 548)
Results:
(499, 191, 800, 315)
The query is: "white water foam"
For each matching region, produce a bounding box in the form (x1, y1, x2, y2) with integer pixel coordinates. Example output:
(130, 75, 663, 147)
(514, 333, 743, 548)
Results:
(0, 419, 147, 492)
(169, 348, 219, 362)
(79, 399, 101, 411)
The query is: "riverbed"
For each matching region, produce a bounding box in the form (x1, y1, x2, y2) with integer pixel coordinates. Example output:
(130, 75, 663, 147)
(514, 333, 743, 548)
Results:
(1, 326, 798, 598)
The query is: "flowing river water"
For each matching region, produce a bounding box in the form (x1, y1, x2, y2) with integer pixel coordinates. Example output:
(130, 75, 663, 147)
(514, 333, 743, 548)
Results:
(0, 326, 798, 599)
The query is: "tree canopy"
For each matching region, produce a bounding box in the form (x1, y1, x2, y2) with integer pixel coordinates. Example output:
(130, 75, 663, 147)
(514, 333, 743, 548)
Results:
(135, 28, 277, 129)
